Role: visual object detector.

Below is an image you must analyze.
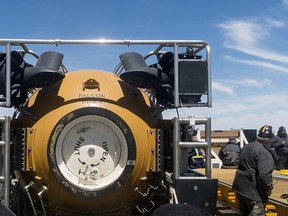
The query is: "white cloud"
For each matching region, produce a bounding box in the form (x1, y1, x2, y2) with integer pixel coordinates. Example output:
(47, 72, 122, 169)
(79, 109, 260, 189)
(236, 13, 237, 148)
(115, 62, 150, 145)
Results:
(174, 93, 288, 130)
(231, 46, 288, 64)
(283, 0, 288, 7)
(218, 20, 268, 47)
(218, 19, 288, 64)
(266, 18, 285, 28)
(231, 93, 288, 110)
(212, 81, 236, 96)
(212, 76, 272, 98)
(223, 55, 288, 73)
(242, 78, 272, 87)
(212, 102, 247, 115)
(162, 91, 288, 130)
(213, 73, 272, 98)
(230, 78, 272, 87)
(210, 110, 288, 131)
(211, 109, 288, 131)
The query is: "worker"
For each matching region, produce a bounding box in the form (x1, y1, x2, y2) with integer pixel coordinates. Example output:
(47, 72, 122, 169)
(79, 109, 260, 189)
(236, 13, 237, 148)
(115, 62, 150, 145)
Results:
(218, 137, 241, 168)
(270, 126, 288, 170)
(188, 135, 205, 169)
(232, 125, 275, 216)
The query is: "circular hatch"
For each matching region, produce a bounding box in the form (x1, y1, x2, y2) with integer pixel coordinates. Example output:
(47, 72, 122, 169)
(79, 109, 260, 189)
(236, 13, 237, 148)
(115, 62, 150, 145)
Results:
(48, 108, 136, 197)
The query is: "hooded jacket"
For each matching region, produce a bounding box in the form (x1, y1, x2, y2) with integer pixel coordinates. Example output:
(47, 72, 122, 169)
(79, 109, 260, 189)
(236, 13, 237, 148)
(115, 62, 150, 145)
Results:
(270, 127, 288, 156)
(232, 140, 275, 203)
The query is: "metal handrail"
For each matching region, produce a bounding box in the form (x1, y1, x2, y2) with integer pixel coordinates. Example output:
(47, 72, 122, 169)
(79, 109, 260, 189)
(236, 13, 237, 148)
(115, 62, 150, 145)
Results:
(0, 39, 209, 46)
(0, 38, 212, 108)
(0, 116, 11, 207)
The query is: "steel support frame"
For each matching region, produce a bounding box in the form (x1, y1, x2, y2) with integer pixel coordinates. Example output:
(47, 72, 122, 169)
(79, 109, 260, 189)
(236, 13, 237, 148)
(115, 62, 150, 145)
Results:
(173, 116, 212, 179)
(0, 116, 11, 207)
(0, 38, 212, 108)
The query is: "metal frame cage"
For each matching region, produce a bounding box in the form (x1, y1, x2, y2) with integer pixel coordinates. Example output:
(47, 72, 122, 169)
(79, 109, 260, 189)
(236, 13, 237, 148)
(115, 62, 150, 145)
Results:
(0, 39, 212, 109)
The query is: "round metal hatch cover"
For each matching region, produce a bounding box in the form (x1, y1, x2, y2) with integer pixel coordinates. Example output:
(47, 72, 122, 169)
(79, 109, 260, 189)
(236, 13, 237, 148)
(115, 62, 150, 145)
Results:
(48, 107, 136, 198)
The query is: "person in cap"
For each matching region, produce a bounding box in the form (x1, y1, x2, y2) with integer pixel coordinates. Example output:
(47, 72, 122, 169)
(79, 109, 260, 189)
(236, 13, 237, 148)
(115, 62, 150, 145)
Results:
(218, 137, 241, 169)
(270, 126, 288, 170)
(232, 125, 275, 216)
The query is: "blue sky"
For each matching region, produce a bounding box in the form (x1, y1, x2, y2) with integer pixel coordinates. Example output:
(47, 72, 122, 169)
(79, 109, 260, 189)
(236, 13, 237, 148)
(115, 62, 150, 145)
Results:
(1, 0, 288, 131)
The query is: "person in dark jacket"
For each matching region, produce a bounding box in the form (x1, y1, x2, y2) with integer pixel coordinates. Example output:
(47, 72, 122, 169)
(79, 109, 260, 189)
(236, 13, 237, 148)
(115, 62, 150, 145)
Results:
(270, 126, 288, 170)
(188, 135, 205, 169)
(232, 125, 275, 216)
(218, 137, 241, 168)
